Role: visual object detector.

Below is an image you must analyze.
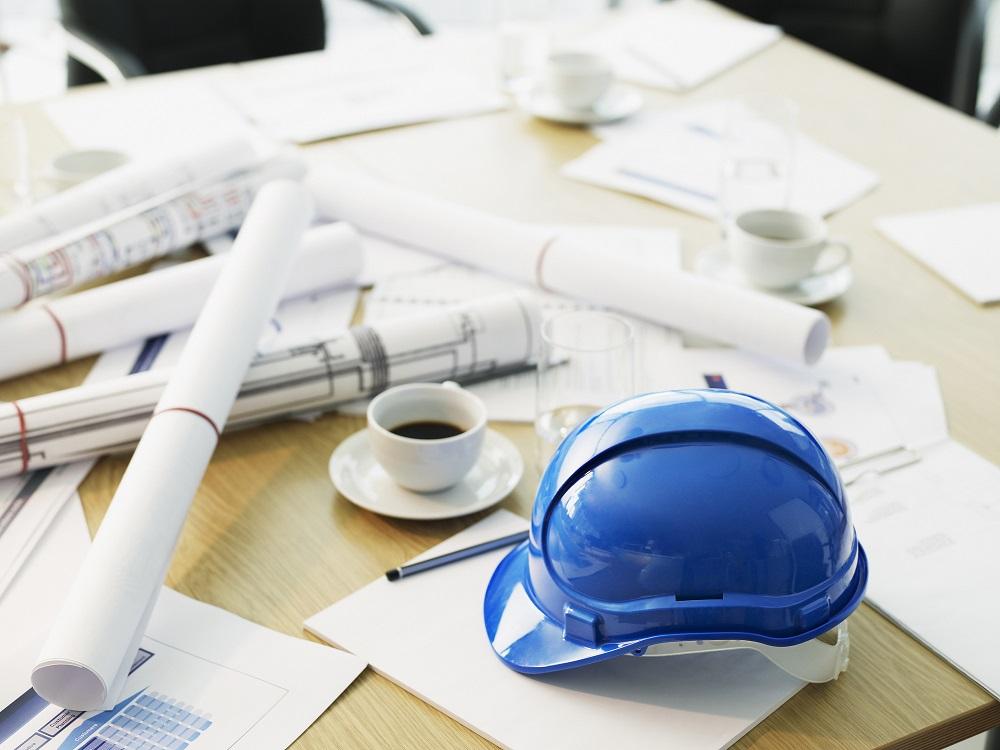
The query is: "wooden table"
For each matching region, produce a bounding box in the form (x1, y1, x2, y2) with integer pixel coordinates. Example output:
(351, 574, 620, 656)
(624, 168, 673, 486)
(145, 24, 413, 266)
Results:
(3, 22, 1000, 750)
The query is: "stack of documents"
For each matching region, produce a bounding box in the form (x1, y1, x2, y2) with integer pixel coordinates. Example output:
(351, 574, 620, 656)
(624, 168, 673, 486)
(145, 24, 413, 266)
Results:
(564, 100, 879, 219)
(579, 0, 782, 91)
(876, 203, 1000, 303)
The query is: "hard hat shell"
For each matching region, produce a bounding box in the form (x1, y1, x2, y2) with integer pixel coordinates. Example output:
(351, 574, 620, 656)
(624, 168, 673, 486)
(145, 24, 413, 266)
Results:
(484, 389, 868, 674)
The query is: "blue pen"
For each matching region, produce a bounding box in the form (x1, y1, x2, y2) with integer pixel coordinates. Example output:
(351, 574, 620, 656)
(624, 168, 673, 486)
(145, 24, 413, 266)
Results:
(385, 530, 529, 581)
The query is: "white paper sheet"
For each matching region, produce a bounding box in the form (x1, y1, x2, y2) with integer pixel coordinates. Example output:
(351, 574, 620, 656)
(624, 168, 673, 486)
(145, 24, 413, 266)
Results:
(0, 138, 260, 254)
(0, 156, 306, 310)
(850, 439, 1000, 699)
(31, 182, 313, 709)
(567, 101, 880, 219)
(579, 0, 781, 91)
(0, 294, 535, 478)
(876, 204, 1000, 303)
(306, 509, 803, 750)
(0, 223, 363, 380)
(213, 35, 507, 143)
(43, 78, 271, 160)
(307, 169, 831, 364)
(645, 347, 905, 466)
(3, 588, 365, 749)
(0, 494, 90, 710)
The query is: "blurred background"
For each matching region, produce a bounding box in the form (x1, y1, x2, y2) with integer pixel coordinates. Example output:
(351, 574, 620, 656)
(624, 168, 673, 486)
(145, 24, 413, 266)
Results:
(1, 0, 999, 125)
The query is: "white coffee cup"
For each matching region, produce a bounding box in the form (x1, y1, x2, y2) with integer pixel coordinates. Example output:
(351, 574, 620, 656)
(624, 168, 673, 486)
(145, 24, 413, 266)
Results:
(545, 51, 614, 110)
(728, 208, 851, 290)
(367, 382, 487, 493)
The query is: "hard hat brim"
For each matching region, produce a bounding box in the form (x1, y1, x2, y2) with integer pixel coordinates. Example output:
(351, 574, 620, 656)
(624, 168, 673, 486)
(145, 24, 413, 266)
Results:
(484, 541, 640, 674)
(484, 540, 869, 674)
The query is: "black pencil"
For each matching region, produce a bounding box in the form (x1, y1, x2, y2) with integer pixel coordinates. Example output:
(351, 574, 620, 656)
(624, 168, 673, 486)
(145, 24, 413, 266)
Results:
(385, 530, 529, 581)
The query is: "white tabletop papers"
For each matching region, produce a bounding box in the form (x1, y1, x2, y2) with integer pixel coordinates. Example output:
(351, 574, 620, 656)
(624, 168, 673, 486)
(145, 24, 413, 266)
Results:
(43, 78, 273, 160)
(851, 439, 1000, 700)
(2, 588, 365, 750)
(876, 203, 1000, 303)
(565, 101, 879, 219)
(579, 0, 782, 92)
(0, 495, 90, 711)
(213, 35, 507, 144)
(306, 509, 803, 750)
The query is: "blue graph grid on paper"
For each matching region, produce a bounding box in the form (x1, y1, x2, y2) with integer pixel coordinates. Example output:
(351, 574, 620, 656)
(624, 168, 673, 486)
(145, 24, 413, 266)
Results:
(56, 688, 212, 750)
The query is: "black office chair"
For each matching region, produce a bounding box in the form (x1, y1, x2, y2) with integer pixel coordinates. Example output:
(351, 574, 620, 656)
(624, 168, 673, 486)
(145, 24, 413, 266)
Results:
(61, 0, 432, 87)
(714, 0, 992, 119)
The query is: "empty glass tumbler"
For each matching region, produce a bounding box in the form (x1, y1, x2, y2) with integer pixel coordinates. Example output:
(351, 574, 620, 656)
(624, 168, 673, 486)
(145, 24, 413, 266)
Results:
(535, 309, 635, 467)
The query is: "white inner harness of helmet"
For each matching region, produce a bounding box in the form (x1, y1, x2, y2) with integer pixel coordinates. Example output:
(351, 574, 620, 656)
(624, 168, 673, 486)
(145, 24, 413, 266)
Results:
(633, 622, 850, 683)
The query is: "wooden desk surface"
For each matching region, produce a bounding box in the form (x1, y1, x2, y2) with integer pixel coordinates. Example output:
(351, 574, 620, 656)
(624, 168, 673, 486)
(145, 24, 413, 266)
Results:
(3, 24, 1000, 750)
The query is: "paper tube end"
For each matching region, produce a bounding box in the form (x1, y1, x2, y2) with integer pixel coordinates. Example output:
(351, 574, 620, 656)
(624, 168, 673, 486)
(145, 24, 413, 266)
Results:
(32, 660, 109, 711)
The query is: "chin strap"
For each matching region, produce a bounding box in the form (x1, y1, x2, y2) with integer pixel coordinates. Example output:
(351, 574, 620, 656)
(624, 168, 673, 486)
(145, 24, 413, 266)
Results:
(633, 622, 850, 683)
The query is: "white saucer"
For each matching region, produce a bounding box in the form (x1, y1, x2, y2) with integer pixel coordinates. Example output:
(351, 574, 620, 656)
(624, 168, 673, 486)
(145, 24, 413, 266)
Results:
(525, 85, 642, 125)
(329, 428, 523, 520)
(694, 244, 853, 306)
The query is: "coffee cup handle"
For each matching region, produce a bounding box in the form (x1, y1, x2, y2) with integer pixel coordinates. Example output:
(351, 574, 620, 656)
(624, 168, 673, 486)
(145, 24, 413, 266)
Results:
(815, 240, 851, 275)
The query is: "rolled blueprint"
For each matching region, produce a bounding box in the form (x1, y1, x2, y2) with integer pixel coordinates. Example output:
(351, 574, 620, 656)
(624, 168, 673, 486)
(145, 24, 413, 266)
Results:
(0, 294, 537, 478)
(306, 169, 830, 364)
(0, 223, 363, 381)
(31, 180, 313, 710)
(0, 138, 260, 253)
(0, 154, 306, 311)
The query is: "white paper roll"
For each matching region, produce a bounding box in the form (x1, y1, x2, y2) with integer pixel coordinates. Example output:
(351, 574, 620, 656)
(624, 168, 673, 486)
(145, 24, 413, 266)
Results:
(31, 179, 314, 710)
(0, 223, 363, 381)
(0, 138, 260, 253)
(306, 169, 830, 364)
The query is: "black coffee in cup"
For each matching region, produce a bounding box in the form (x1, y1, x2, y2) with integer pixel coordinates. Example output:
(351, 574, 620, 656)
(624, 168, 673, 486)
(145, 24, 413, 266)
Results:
(390, 421, 465, 440)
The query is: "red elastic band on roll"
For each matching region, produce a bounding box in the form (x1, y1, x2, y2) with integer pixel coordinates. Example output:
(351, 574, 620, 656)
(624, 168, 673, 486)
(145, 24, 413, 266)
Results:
(534, 236, 559, 294)
(40, 305, 68, 365)
(11, 400, 30, 474)
(153, 407, 221, 438)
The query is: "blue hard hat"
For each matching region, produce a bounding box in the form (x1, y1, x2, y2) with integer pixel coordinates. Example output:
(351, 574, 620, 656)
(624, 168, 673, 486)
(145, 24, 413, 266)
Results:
(484, 389, 867, 674)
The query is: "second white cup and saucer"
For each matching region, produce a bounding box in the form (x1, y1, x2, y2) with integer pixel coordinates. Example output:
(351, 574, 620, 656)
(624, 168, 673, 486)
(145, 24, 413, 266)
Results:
(329, 382, 523, 520)
(695, 208, 853, 306)
(526, 51, 642, 126)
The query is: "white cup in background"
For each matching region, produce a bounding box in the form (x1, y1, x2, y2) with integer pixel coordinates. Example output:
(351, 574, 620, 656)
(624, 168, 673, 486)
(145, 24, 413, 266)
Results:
(367, 382, 487, 493)
(728, 208, 851, 289)
(545, 51, 614, 110)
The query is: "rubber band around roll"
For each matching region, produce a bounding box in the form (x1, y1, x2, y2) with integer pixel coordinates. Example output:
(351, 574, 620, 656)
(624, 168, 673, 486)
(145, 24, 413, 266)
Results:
(11, 401, 30, 474)
(40, 305, 68, 364)
(152, 406, 221, 438)
(534, 236, 560, 293)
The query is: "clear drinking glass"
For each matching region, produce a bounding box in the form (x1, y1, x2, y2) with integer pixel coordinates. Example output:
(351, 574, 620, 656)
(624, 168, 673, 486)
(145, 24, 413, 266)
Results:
(719, 94, 797, 230)
(535, 310, 635, 467)
(494, 0, 551, 96)
(0, 111, 31, 212)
